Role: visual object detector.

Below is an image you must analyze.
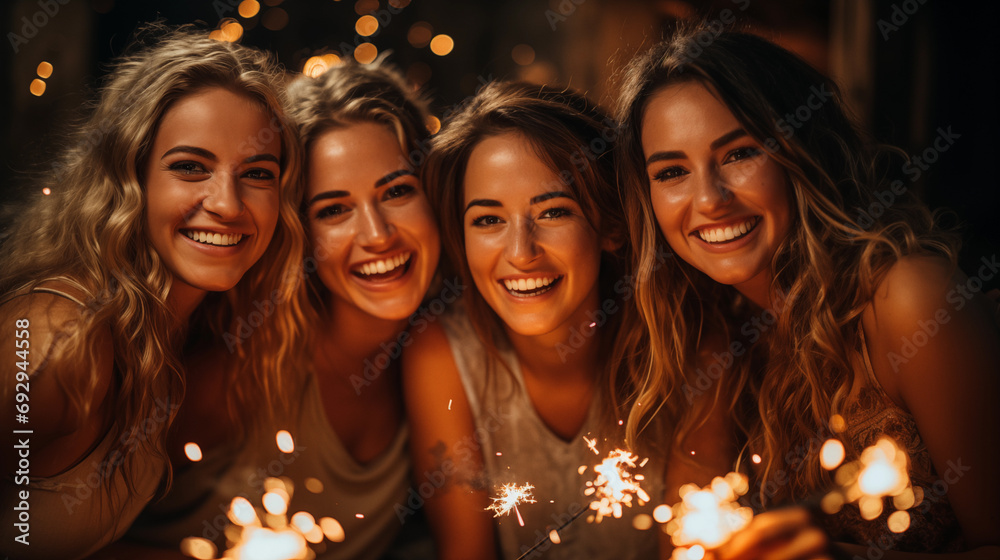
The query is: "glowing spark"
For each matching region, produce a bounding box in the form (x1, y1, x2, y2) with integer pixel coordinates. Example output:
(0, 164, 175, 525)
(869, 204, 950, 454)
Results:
(663, 473, 753, 554)
(42, 187, 51, 195)
(180, 537, 217, 559)
(487, 483, 537, 526)
(184, 442, 203, 462)
(751, 454, 761, 464)
(275, 430, 294, 453)
(355, 513, 364, 519)
(820, 439, 846, 470)
(822, 436, 914, 527)
(448, 399, 453, 410)
(583, 436, 600, 455)
(585, 449, 650, 522)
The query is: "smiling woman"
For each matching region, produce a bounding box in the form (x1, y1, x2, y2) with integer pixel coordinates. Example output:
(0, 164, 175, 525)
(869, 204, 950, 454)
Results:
(0, 26, 306, 559)
(405, 81, 661, 560)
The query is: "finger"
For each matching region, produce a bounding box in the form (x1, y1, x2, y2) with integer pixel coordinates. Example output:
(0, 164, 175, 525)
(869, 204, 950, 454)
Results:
(719, 508, 812, 558)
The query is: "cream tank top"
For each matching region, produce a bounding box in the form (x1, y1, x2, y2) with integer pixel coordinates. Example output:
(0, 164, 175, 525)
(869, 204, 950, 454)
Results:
(128, 372, 412, 560)
(440, 307, 662, 560)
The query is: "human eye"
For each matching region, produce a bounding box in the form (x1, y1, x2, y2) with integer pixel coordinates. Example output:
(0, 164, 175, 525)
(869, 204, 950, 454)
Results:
(315, 203, 349, 220)
(244, 168, 277, 181)
(539, 207, 573, 220)
(470, 214, 503, 227)
(651, 165, 688, 182)
(724, 146, 762, 163)
(383, 183, 416, 201)
(168, 161, 207, 175)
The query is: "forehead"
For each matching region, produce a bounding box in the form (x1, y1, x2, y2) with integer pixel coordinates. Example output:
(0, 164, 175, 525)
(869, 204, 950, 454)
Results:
(463, 132, 569, 205)
(641, 81, 742, 146)
(306, 121, 409, 196)
(155, 87, 279, 155)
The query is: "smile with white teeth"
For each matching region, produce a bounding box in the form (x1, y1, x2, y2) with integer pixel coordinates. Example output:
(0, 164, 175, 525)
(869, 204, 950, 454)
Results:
(696, 217, 760, 244)
(353, 252, 412, 277)
(184, 230, 244, 246)
(502, 276, 560, 298)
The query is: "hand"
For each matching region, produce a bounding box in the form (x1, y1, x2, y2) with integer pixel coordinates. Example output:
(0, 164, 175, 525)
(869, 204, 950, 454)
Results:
(714, 508, 832, 560)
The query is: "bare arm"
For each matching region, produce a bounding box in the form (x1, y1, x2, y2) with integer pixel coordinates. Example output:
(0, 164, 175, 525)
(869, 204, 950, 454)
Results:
(403, 321, 497, 560)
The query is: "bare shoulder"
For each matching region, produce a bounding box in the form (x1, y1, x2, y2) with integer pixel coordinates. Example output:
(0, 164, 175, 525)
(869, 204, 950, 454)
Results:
(0, 286, 114, 439)
(402, 320, 456, 384)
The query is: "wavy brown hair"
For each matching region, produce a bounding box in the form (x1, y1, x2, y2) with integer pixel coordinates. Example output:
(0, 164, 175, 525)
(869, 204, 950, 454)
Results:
(423, 81, 630, 421)
(614, 24, 958, 504)
(0, 25, 307, 497)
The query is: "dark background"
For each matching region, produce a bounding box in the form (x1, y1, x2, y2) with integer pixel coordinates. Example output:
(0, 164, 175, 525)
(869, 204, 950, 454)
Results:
(2, 0, 996, 288)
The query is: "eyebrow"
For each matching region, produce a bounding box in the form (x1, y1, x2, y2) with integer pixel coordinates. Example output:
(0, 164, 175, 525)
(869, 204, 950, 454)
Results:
(161, 146, 280, 165)
(306, 190, 350, 209)
(644, 128, 749, 166)
(375, 169, 416, 187)
(463, 191, 574, 215)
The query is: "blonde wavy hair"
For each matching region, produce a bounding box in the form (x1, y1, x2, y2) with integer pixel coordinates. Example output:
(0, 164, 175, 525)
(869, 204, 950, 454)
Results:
(614, 25, 958, 504)
(0, 25, 307, 494)
(285, 56, 431, 315)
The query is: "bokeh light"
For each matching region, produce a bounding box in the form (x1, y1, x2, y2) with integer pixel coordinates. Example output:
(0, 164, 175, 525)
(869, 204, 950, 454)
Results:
(36, 61, 53, 78)
(407, 22, 433, 48)
(511, 44, 535, 66)
(354, 43, 378, 64)
(30, 79, 47, 97)
(238, 0, 260, 18)
(430, 34, 455, 56)
(262, 7, 288, 30)
(356, 15, 379, 36)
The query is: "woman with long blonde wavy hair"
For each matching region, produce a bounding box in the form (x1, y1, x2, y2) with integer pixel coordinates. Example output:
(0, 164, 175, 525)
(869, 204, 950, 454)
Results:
(0, 26, 306, 559)
(614, 24, 999, 558)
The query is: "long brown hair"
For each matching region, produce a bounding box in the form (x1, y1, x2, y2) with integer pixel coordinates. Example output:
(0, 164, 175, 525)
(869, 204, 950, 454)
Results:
(614, 23, 958, 504)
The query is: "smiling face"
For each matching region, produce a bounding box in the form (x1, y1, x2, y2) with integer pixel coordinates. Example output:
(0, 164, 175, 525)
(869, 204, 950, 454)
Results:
(144, 87, 281, 302)
(641, 81, 793, 305)
(304, 121, 440, 321)
(462, 132, 606, 338)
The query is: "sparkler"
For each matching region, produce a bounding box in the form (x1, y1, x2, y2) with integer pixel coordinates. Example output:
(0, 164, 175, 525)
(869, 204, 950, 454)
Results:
(486, 482, 537, 526)
(514, 445, 652, 560)
(661, 473, 753, 560)
(585, 449, 652, 522)
(820, 436, 916, 533)
(180, 431, 345, 560)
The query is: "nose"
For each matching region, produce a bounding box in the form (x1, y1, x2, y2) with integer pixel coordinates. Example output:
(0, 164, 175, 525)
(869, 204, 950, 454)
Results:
(201, 173, 245, 220)
(357, 203, 396, 249)
(692, 166, 733, 215)
(504, 217, 541, 267)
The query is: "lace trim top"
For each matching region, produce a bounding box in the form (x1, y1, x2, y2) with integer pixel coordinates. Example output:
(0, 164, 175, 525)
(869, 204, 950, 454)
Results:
(820, 325, 964, 551)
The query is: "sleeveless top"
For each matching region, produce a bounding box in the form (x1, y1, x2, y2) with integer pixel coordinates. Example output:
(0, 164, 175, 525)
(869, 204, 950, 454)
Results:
(820, 326, 965, 551)
(128, 371, 416, 560)
(440, 307, 662, 560)
(0, 282, 166, 559)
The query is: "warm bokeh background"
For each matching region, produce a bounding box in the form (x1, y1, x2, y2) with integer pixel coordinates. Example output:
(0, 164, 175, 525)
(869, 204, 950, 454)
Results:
(2, 0, 996, 286)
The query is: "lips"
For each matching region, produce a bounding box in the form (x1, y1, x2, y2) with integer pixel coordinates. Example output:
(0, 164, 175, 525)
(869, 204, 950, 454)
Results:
(183, 229, 245, 247)
(693, 216, 760, 244)
(500, 275, 562, 298)
(351, 251, 412, 282)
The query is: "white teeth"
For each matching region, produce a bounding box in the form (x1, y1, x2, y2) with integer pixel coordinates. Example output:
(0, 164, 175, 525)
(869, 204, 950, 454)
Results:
(185, 230, 243, 246)
(697, 218, 758, 244)
(354, 252, 412, 277)
(502, 276, 557, 296)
